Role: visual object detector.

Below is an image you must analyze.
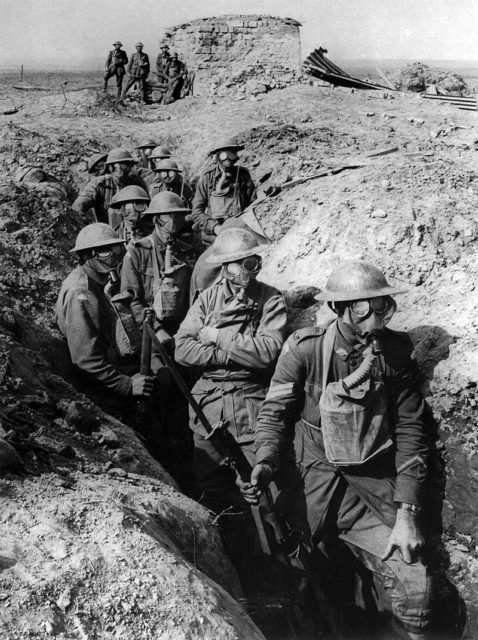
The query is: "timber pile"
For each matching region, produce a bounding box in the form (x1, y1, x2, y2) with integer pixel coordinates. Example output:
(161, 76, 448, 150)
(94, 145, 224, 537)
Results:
(421, 93, 477, 112)
(302, 47, 392, 91)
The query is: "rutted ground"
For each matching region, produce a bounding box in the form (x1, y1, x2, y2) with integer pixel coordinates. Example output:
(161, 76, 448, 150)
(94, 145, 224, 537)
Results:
(0, 79, 477, 637)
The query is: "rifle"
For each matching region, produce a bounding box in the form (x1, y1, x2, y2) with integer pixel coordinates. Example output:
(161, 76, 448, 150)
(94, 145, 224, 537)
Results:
(136, 308, 155, 427)
(145, 324, 337, 638)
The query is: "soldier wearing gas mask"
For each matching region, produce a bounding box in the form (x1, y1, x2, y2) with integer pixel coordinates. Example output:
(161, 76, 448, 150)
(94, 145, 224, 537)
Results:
(149, 158, 194, 208)
(73, 148, 148, 225)
(109, 185, 153, 243)
(55, 224, 153, 417)
(174, 228, 287, 512)
(120, 192, 197, 487)
(243, 260, 435, 640)
(191, 139, 257, 251)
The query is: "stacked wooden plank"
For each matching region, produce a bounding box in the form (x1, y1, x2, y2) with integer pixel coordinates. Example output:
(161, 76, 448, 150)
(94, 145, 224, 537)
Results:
(302, 47, 393, 91)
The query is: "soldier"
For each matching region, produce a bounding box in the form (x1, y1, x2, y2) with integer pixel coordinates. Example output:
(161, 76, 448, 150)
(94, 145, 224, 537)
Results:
(174, 228, 287, 513)
(87, 152, 108, 177)
(162, 52, 186, 105)
(191, 139, 257, 251)
(135, 139, 157, 170)
(155, 44, 171, 83)
(122, 42, 150, 103)
(149, 145, 172, 170)
(244, 260, 435, 640)
(149, 158, 194, 208)
(72, 148, 148, 224)
(121, 192, 197, 488)
(104, 41, 128, 97)
(109, 185, 152, 243)
(56, 223, 153, 418)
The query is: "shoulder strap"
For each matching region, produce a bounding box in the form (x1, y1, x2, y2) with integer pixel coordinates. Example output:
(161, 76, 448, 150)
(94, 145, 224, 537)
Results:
(321, 320, 337, 394)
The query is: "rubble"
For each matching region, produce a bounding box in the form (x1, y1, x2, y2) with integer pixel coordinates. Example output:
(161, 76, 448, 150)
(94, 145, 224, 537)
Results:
(395, 62, 469, 95)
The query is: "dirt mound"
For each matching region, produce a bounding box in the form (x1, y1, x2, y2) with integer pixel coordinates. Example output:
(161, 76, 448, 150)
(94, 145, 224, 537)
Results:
(395, 62, 469, 95)
(0, 311, 263, 640)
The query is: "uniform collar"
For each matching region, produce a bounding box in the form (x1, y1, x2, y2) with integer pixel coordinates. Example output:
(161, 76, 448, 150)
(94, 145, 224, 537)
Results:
(221, 278, 258, 304)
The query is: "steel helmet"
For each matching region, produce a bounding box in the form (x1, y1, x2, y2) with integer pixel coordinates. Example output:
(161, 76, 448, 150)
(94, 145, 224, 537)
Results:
(209, 138, 245, 156)
(70, 223, 125, 253)
(112, 41, 123, 46)
(206, 228, 269, 264)
(135, 42, 144, 47)
(315, 261, 408, 302)
(110, 185, 150, 208)
(150, 145, 172, 160)
(87, 152, 108, 174)
(144, 192, 190, 217)
(154, 158, 182, 173)
(136, 138, 157, 150)
(104, 148, 136, 165)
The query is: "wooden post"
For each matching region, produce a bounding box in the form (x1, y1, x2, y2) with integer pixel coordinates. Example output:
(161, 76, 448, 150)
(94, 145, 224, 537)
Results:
(20, 65, 23, 82)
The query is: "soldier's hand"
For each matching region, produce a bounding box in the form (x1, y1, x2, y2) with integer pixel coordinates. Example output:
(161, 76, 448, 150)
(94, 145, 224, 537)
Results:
(381, 508, 425, 564)
(238, 462, 274, 505)
(131, 374, 154, 397)
(198, 326, 219, 346)
(213, 223, 223, 236)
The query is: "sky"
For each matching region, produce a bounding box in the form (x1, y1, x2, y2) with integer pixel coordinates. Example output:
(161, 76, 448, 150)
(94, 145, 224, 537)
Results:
(1, 0, 478, 69)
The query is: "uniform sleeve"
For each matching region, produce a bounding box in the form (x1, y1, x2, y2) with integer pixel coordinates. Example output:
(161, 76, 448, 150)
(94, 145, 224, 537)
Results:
(390, 354, 429, 505)
(72, 180, 98, 214)
(254, 337, 307, 468)
(215, 291, 287, 369)
(175, 295, 227, 368)
(105, 52, 112, 69)
(191, 173, 209, 230)
(65, 289, 131, 395)
(126, 55, 133, 74)
(144, 54, 150, 74)
(120, 248, 147, 326)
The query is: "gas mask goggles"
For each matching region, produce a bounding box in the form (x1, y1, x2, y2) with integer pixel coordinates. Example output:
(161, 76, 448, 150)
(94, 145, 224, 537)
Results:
(89, 244, 125, 272)
(154, 213, 185, 239)
(158, 170, 178, 182)
(223, 255, 262, 288)
(347, 296, 396, 324)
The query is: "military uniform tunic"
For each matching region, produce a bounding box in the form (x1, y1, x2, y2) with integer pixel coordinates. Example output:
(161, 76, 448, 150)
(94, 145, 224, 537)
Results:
(149, 175, 194, 208)
(254, 320, 433, 636)
(174, 279, 287, 492)
(55, 264, 133, 397)
(191, 164, 256, 246)
(72, 174, 149, 225)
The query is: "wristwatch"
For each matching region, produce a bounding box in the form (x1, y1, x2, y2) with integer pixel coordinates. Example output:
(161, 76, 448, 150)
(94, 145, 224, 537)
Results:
(398, 502, 421, 514)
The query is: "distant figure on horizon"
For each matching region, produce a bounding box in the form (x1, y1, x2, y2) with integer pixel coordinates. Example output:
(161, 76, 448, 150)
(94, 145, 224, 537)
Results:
(104, 41, 128, 98)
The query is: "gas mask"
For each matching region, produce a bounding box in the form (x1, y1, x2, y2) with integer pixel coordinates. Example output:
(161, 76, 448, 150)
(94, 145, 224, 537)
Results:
(217, 150, 238, 173)
(110, 162, 131, 183)
(154, 213, 185, 243)
(88, 244, 125, 274)
(158, 170, 177, 186)
(223, 255, 262, 289)
(332, 296, 396, 344)
(124, 201, 148, 227)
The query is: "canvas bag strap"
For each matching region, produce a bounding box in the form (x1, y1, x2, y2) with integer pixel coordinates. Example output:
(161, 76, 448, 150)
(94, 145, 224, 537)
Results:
(321, 320, 337, 394)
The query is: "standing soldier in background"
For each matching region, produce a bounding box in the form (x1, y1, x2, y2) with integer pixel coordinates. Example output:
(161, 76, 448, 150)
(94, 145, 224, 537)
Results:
(192, 139, 256, 251)
(56, 223, 153, 420)
(244, 261, 435, 640)
(121, 192, 197, 487)
(162, 52, 187, 105)
(73, 148, 148, 224)
(109, 185, 152, 243)
(104, 41, 128, 98)
(149, 158, 194, 207)
(122, 42, 150, 103)
(155, 44, 171, 84)
(174, 228, 287, 516)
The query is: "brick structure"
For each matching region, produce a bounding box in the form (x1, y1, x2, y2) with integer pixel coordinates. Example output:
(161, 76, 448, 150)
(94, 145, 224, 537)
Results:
(160, 15, 302, 96)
